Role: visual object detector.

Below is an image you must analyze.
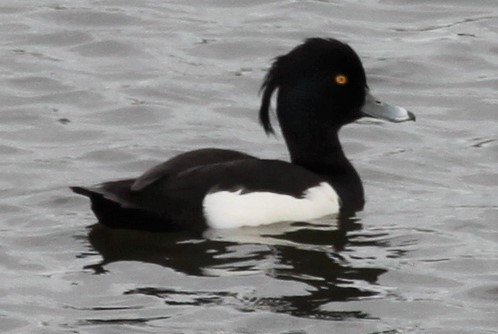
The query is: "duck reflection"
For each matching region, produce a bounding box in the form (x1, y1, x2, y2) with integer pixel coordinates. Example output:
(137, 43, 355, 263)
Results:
(81, 213, 389, 320)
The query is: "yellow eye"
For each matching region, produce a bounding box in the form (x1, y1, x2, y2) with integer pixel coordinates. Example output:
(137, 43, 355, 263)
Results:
(335, 74, 348, 85)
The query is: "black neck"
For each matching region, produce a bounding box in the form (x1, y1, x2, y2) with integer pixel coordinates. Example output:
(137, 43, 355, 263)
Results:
(277, 89, 365, 211)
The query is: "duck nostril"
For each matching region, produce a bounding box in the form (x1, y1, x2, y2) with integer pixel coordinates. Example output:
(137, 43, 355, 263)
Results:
(375, 100, 382, 105)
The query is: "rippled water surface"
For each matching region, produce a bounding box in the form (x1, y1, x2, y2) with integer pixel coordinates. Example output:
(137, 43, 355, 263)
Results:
(1, 1, 497, 333)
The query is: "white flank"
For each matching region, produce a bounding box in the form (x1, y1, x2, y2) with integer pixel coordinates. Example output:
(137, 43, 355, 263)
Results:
(202, 182, 340, 229)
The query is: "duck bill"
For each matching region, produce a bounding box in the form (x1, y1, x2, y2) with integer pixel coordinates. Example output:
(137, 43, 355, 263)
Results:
(361, 91, 415, 122)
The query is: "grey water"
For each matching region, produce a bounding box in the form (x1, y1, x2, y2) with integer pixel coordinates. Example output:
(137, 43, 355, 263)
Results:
(1, 1, 497, 333)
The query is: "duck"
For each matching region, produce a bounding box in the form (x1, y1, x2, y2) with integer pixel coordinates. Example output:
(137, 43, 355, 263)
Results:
(71, 38, 415, 232)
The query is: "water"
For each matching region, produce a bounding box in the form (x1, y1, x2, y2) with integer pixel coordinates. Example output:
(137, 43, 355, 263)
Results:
(1, 1, 497, 333)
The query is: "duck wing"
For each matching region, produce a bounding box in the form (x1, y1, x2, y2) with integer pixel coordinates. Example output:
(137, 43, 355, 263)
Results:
(131, 148, 256, 191)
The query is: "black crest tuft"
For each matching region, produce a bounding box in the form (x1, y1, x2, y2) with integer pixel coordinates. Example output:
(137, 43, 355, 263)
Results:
(258, 55, 283, 135)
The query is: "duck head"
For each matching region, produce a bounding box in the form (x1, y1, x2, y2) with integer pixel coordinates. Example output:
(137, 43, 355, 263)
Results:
(259, 38, 415, 137)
